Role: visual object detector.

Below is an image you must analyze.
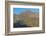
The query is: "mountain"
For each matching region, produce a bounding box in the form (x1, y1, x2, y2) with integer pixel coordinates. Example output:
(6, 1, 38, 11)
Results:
(14, 10, 39, 27)
(19, 10, 39, 18)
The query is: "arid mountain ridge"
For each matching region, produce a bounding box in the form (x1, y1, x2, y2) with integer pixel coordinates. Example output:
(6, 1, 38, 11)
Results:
(14, 10, 39, 18)
(14, 10, 39, 27)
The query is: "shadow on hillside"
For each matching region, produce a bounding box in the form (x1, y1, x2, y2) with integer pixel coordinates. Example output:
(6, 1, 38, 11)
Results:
(13, 21, 32, 28)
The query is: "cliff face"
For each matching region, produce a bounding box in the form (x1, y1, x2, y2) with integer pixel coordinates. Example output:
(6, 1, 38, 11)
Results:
(13, 10, 39, 27)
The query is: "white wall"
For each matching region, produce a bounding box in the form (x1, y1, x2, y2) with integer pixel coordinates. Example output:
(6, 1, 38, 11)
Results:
(0, 0, 46, 36)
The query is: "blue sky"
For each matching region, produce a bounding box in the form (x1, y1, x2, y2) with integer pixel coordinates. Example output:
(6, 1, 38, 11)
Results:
(13, 8, 39, 15)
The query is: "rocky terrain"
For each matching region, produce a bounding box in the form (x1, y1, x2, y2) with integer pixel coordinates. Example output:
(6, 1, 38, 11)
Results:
(13, 10, 39, 28)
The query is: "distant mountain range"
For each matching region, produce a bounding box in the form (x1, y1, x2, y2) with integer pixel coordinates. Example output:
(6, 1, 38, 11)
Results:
(14, 10, 39, 18)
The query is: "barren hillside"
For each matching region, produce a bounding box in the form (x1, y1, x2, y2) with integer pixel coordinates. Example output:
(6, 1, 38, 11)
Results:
(13, 10, 39, 27)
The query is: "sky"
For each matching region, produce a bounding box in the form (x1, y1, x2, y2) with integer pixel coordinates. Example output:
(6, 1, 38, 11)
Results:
(13, 8, 39, 15)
